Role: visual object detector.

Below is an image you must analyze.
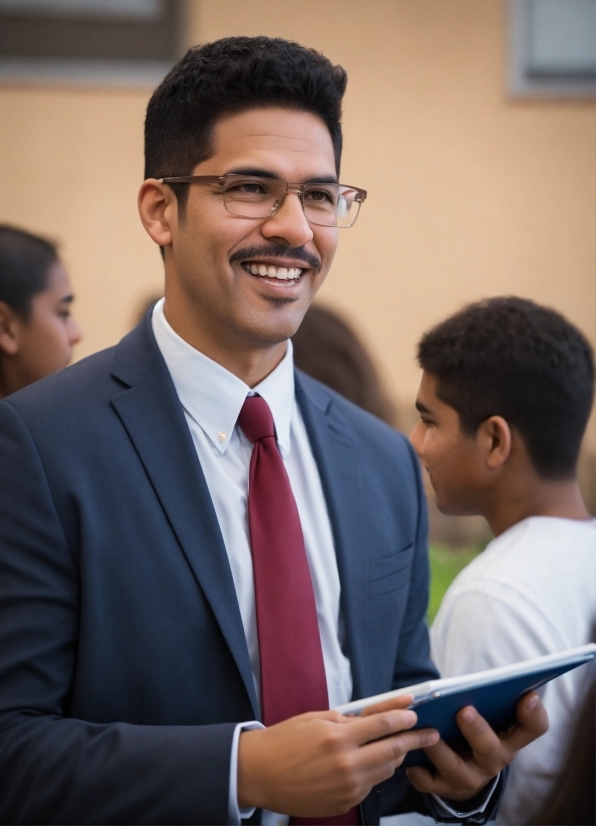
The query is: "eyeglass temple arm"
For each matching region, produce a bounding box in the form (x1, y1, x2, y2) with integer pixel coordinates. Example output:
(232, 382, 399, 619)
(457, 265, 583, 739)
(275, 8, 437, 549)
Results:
(158, 176, 225, 184)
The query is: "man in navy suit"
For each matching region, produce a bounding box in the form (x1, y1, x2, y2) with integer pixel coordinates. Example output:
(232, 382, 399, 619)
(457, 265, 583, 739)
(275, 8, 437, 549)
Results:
(0, 38, 547, 824)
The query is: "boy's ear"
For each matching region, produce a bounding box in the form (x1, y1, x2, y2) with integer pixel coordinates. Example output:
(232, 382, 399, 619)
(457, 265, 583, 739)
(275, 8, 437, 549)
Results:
(477, 415, 512, 470)
(0, 302, 21, 356)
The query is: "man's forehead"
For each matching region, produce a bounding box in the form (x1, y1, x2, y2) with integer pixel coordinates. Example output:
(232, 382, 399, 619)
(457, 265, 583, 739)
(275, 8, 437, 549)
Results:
(199, 107, 337, 177)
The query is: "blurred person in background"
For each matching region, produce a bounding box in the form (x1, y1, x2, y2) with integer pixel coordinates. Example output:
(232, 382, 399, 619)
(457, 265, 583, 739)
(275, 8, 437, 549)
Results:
(292, 303, 398, 426)
(532, 670, 595, 826)
(410, 297, 595, 826)
(0, 224, 82, 398)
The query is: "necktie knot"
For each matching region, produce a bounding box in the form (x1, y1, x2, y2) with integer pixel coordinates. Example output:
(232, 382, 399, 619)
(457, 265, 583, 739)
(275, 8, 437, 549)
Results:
(238, 395, 275, 443)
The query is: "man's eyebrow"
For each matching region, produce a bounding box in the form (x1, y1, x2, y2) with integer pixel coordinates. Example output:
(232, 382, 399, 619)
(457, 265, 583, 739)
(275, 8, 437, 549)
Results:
(305, 175, 339, 184)
(227, 167, 281, 179)
(59, 295, 74, 304)
(415, 400, 433, 414)
(226, 168, 339, 184)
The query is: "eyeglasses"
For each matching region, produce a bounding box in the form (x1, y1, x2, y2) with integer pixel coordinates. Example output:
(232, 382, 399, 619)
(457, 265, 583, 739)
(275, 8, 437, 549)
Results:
(159, 173, 367, 228)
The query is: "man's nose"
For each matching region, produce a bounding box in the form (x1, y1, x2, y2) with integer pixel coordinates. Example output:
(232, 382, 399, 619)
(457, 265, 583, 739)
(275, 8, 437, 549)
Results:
(261, 190, 314, 248)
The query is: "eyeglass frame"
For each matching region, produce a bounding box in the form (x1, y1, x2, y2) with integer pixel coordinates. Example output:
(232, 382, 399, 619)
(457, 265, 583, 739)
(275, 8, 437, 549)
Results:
(158, 173, 368, 228)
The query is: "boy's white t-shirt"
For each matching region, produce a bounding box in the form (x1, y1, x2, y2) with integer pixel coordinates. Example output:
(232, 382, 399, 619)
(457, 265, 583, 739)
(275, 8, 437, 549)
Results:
(430, 516, 596, 826)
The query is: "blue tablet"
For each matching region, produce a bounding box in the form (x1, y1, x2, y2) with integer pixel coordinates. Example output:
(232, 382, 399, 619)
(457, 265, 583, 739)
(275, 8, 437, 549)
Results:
(334, 643, 596, 767)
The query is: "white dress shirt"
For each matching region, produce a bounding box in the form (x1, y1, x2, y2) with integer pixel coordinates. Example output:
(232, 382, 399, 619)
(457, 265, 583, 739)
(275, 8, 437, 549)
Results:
(152, 299, 351, 823)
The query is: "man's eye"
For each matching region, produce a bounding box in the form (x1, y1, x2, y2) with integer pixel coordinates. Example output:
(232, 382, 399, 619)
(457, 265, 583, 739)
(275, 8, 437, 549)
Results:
(233, 182, 267, 195)
(306, 189, 333, 203)
(58, 311, 71, 319)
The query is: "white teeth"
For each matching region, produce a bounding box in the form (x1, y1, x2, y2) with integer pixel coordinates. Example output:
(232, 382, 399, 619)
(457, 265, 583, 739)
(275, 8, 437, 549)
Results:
(243, 262, 303, 280)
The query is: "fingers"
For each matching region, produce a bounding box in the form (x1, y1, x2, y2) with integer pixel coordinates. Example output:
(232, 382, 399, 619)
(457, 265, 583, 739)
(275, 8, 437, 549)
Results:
(454, 706, 504, 775)
(360, 727, 440, 769)
(516, 691, 549, 737)
(360, 694, 414, 717)
(354, 727, 441, 789)
(500, 692, 549, 754)
(407, 694, 549, 800)
(407, 707, 502, 798)
(406, 737, 490, 798)
(456, 693, 547, 768)
(342, 707, 419, 746)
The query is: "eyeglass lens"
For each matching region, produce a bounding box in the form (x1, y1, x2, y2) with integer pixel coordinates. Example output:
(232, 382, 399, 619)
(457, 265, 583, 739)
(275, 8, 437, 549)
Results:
(221, 175, 362, 228)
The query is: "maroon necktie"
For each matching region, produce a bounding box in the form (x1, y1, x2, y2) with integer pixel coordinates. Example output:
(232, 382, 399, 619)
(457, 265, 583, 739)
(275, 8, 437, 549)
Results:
(238, 395, 359, 825)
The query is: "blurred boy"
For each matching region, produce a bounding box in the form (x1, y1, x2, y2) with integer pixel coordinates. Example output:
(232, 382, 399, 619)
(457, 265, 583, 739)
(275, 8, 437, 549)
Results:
(410, 296, 595, 825)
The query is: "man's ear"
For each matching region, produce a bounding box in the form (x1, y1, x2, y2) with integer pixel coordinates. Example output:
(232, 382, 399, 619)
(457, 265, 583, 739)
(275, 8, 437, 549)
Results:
(0, 302, 21, 356)
(138, 179, 177, 248)
(477, 415, 512, 471)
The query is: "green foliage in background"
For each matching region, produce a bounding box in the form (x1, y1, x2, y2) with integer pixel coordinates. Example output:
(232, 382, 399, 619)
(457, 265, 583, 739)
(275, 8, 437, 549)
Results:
(427, 543, 484, 624)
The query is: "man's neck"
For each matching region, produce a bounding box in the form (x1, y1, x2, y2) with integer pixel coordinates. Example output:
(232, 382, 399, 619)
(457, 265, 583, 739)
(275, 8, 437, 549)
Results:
(162, 300, 287, 388)
(484, 477, 592, 537)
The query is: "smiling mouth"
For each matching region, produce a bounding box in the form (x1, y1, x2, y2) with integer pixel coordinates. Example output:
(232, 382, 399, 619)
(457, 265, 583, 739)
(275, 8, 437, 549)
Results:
(240, 261, 304, 282)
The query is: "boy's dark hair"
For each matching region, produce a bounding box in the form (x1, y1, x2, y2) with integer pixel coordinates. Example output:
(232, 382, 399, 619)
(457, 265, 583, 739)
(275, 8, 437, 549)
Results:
(0, 225, 58, 318)
(144, 36, 347, 216)
(417, 296, 595, 479)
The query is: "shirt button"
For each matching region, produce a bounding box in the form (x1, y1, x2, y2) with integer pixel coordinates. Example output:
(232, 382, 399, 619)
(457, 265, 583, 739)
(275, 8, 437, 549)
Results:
(218, 431, 227, 442)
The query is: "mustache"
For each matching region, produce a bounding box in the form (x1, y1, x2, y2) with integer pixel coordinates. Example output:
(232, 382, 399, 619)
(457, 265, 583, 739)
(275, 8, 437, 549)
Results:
(229, 244, 321, 272)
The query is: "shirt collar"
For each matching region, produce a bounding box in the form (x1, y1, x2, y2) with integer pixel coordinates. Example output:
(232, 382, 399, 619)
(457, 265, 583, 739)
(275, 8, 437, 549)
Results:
(151, 298, 295, 455)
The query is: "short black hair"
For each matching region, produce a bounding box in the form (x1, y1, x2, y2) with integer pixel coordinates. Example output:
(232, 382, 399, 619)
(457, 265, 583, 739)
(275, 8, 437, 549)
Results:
(0, 225, 58, 318)
(417, 296, 595, 479)
(144, 36, 347, 215)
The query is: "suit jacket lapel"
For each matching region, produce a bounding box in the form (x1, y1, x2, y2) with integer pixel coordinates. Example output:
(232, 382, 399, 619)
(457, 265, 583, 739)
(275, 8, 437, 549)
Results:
(109, 321, 259, 717)
(295, 371, 371, 701)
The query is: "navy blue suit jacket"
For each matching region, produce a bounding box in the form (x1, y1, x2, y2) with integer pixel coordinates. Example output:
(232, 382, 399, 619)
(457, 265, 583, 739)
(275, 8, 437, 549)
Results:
(0, 316, 466, 824)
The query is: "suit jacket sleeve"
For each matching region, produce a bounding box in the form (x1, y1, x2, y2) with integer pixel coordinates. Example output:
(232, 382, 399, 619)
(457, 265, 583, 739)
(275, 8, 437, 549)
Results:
(0, 400, 235, 825)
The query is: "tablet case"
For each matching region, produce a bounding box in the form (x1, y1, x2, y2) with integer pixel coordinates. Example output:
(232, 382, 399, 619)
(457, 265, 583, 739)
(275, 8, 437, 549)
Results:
(402, 652, 595, 767)
(335, 645, 596, 767)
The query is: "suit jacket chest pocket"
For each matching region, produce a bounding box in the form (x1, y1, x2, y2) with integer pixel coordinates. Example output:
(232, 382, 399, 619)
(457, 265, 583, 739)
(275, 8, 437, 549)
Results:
(368, 542, 414, 597)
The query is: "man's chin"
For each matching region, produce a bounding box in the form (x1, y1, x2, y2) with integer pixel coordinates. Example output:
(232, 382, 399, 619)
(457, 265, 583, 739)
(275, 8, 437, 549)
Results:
(245, 301, 310, 344)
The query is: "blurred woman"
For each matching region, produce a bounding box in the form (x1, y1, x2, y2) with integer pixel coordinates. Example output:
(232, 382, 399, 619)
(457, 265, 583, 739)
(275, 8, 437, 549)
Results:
(0, 225, 82, 399)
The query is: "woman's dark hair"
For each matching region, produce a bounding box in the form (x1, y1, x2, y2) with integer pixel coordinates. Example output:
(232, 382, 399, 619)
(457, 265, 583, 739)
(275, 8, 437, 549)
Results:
(144, 36, 347, 216)
(293, 304, 397, 426)
(417, 296, 595, 479)
(0, 225, 58, 318)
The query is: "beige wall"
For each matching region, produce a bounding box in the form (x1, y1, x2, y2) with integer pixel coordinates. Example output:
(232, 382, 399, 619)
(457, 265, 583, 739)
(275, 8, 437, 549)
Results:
(1, 0, 594, 449)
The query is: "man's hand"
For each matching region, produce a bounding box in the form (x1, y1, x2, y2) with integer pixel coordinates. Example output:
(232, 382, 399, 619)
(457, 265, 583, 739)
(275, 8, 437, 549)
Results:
(406, 690, 549, 801)
(237, 696, 440, 817)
